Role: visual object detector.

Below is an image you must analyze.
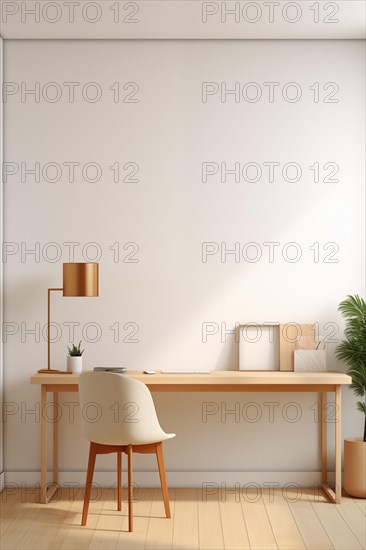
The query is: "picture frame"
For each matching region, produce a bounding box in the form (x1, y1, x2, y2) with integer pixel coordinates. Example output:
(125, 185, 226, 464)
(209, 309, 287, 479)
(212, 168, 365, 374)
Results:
(238, 323, 317, 371)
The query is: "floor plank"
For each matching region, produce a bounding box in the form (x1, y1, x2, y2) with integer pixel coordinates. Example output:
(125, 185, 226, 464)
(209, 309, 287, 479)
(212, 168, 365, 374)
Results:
(263, 488, 305, 550)
(219, 488, 250, 549)
(0, 488, 45, 550)
(353, 498, 366, 517)
(18, 491, 74, 550)
(115, 487, 153, 549)
(310, 492, 363, 550)
(336, 496, 366, 549)
(89, 486, 125, 550)
(0, 487, 25, 522)
(145, 488, 175, 549)
(0, 502, 40, 550)
(198, 485, 224, 549)
(172, 488, 199, 550)
(287, 489, 333, 550)
(240, 488, 278, 550)
(57, 487, 103, 550)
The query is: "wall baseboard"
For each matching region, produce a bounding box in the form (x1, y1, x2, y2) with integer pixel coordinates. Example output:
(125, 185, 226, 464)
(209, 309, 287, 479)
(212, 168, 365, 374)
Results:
(4, 470, 335, 489)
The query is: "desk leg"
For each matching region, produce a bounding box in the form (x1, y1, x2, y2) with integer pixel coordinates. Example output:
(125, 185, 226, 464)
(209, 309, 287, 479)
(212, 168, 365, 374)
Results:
(321, 391, 327, 485)
(322, 387, 342, 504)
(41, 385, 47, 503)
(53, 392, 59, 485)
(40, 387, 59, 504)
(335, 385, 342, 503)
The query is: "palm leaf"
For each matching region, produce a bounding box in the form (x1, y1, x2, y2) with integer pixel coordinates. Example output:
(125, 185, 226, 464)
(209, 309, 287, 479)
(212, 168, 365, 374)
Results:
(338, 295, 366, 319)
(336, 295, 366, 422)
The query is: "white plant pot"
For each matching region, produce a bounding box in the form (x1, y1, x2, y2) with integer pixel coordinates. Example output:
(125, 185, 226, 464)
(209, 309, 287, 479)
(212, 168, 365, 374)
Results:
(67, 356, 83, 374)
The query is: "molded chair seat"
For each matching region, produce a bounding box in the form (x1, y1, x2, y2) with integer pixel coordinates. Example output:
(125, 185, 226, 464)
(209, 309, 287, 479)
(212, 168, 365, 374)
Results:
(78, 372, 175, 531)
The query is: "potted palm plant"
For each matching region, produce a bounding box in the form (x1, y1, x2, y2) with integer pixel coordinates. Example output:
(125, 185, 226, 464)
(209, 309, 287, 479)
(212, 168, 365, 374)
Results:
(336, 295, 366, 498)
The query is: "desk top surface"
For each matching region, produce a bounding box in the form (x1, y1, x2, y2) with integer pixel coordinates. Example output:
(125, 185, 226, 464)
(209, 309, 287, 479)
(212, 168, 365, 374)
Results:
(31, 370, 351, 386)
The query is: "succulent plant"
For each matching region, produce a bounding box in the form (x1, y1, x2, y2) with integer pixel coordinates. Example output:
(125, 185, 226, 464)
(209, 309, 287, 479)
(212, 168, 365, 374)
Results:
(67, 341, 84, 357)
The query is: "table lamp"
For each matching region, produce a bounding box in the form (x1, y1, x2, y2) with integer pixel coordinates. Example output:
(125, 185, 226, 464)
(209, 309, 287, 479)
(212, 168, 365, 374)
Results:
(38, 262, 99, 374)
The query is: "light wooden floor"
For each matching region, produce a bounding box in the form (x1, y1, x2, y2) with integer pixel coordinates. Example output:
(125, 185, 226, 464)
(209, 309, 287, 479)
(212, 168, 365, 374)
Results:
(1, 486, 365, 550)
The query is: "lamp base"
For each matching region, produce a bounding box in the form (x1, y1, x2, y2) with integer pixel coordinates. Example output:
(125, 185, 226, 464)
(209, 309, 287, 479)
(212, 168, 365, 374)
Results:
(37, 369, 72, 374)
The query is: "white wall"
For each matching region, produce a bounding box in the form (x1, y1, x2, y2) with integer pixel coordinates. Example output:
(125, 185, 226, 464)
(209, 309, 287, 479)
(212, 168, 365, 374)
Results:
(0, 36, 4, 492)
(3, 39, 365, 486)
(1, 1, 364, 40)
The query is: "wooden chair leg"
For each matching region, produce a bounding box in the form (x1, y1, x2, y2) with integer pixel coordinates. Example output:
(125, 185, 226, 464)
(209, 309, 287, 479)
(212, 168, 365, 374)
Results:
(81, 442, 97, 526)
(117, 451, 122, 511)
(156, 442, 171, 518)
(127, 445, 133, 532)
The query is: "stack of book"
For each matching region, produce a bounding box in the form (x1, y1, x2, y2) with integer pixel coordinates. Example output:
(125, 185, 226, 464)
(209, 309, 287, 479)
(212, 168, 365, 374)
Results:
(93, 367, 127, 373)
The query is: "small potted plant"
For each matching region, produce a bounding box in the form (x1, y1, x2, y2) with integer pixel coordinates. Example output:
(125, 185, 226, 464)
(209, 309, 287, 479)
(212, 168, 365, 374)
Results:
(67, 341, 84, 374)
(336, 295, 366, 498)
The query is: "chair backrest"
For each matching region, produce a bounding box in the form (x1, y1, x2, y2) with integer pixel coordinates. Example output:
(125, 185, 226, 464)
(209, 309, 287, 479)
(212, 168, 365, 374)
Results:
(78, 372, 167, 446)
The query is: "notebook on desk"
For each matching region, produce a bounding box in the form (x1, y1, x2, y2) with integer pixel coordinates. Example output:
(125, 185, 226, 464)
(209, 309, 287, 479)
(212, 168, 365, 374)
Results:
(93, 367, 127, 373)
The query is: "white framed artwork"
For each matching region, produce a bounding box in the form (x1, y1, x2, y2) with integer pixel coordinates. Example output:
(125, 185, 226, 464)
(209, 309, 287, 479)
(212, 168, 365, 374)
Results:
(239, 324, 280, 371)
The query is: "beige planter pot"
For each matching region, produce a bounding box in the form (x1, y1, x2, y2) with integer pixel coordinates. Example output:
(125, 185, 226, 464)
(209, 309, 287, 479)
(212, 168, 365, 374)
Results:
(344, 438, 366, 498)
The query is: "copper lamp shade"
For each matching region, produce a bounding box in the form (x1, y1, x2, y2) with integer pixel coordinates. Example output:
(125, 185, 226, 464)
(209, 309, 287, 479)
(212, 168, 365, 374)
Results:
(63, 263, 99, 297)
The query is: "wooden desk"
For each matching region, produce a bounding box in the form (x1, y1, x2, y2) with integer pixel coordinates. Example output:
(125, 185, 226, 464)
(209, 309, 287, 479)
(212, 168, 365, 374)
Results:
(31, 370, 351, 505)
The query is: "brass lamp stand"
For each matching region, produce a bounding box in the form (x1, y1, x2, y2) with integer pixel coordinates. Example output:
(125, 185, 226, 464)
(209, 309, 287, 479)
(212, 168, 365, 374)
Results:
(38, 263, 99, 374)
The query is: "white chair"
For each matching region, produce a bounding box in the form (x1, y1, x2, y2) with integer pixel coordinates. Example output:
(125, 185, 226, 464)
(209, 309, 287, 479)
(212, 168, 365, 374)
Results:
(78, 372, 175, 532)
